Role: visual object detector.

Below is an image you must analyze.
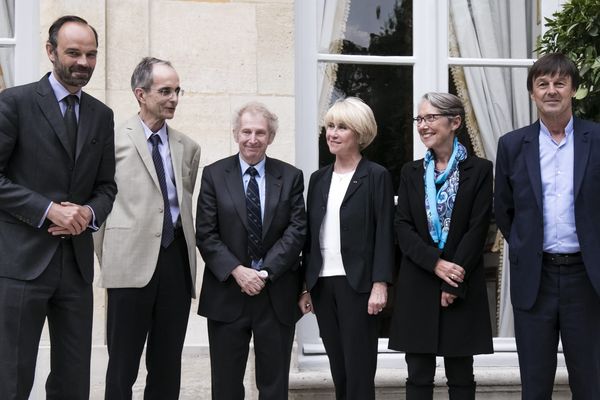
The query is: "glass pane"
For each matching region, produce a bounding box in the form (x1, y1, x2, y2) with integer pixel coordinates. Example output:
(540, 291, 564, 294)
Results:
(0, 46, 14, 89)
(320, 0, 412, 56)
(0, 0, 15, 38)
(449, 0, 539, 59)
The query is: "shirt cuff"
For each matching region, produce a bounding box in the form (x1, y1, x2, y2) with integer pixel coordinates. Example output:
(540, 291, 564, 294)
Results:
(38, 202, 53, 228)
(86, 205, 99, 231)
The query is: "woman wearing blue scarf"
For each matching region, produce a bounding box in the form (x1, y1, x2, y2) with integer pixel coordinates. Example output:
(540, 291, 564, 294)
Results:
(388, 93, 493, 399)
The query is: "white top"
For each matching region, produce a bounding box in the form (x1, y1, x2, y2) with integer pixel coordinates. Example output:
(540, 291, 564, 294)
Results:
(319, 170, 355, 277)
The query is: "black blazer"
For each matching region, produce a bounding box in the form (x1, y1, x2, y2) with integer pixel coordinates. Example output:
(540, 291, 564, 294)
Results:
(388, 155, 493, 356)
(196, 155, 307, 326)
(303, 158, 395, 293)
(495, 118, 600, 310)
(0, 74, 117, 283)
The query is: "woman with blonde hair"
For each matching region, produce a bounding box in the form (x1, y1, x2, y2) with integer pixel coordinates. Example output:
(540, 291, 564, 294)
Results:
(300, 97, 395, 399)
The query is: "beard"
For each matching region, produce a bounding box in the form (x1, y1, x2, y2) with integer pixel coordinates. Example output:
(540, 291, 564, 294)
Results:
(52, 55, 94, 89)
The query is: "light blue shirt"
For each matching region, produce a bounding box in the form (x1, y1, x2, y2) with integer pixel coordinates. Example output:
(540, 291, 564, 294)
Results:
(141, 117, 180, 225)
(39, 73, 97, 229)
(539, 117, 580, 253)
(239, 155, 266, 269)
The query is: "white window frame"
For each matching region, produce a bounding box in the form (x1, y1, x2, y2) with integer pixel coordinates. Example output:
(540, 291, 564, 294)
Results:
(0, 0, 39, 87)
(294, 0, 564, 369)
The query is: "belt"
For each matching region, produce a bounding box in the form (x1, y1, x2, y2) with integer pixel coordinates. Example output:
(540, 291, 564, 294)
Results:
(542, 252, 583, 265)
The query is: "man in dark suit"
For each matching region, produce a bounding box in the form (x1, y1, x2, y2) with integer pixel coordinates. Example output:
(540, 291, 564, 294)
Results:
(0, 15, 116, 399)
(495, 53, 600, 399)
(196, 102, 306, 399)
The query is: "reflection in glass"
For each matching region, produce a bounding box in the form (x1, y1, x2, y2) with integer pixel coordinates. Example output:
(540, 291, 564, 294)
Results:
(319, 0, 412, 56)
(0, 0, 15, 38)
(0, 47, 14, 89)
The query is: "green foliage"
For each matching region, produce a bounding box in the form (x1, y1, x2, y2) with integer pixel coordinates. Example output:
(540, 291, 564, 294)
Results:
(539, 0, 600, 122)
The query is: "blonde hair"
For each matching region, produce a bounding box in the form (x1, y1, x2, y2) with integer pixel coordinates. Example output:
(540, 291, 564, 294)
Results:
(323, 97, 377, 150)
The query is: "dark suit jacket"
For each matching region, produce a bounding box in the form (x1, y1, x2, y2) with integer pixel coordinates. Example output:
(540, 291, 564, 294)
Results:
(388, 155, 493, 356)
(196, 154, 306, 327)
(495, 118, 600, 310)
(0, 74, 117, 283)
(303, 158, 395, 293)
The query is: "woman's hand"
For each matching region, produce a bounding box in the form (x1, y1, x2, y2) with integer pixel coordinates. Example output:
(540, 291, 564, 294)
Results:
(368, 282, 388, 315)
(441, 291, 457, 307)
(298, 291, 313, 315)
(434, 259, 465, 287)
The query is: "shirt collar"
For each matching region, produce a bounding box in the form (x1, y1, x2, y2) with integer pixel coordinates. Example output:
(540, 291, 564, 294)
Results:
(49, 72, 82, 103)
(539, 116, 574, 143)
(239, 155, 266, 178)
(138, 115, 168, 144)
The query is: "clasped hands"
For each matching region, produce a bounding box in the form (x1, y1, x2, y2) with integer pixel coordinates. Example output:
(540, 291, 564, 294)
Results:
(434, 259, 464, 308)
(232, 265, 267, 296)
(47, 201, 92, 236)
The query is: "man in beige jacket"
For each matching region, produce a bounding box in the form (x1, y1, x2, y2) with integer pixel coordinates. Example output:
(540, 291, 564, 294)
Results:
(94, 57, 200, 399)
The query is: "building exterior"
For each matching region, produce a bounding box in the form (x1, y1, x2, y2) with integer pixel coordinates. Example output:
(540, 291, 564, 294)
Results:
(1, 0, 572, 398)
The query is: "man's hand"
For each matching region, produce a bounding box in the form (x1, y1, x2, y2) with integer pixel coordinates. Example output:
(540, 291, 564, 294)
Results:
(47, 202, 92, 236)
(367, 282, 388, 315)
(231, 265, 266, 296)
(298, 291, 313, 315)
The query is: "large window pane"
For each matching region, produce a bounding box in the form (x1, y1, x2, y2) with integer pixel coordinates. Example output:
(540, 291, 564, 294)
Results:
(319, 0, 412, 56)
(0, 0, 15, 38)
(0, 46, 13, 89)
(449, 0, 539, 60)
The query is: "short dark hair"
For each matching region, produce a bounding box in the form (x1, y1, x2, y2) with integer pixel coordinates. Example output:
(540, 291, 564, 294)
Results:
(527, 53, 580, 92)
(130, 57, 174, 92)
(47, 15, 98, 50)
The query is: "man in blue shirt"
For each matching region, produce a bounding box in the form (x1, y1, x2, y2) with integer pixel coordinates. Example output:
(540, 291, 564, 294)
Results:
(496, 53, 600, 399)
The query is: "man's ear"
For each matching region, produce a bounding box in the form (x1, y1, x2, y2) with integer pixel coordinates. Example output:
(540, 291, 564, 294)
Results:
(134, 87, 146, 104)
(46, 42, 56, 63)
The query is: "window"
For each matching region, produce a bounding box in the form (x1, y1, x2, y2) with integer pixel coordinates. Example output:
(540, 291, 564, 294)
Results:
(295, 0, 562, 368)
(0, 0, 38, 90)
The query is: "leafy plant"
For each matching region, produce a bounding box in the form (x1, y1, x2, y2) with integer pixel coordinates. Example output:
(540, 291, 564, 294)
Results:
(539, 0, 600, 122)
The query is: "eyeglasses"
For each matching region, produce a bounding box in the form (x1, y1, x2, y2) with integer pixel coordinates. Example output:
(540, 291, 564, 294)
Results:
(412, 114, 455, 124)
(149, 87, 185, 98)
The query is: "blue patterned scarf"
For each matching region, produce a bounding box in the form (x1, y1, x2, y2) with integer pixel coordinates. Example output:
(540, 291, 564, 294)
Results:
(423, 137, 467, 249)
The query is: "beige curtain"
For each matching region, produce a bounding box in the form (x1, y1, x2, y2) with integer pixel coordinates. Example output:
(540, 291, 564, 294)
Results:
(449, 0, 534, 336)
(0, 0, 14, 89)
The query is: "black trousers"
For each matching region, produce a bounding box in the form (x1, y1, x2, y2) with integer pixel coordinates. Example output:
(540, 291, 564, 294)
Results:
(311, 276, 379, 400)
(104, 234, 192, 400)
(514, 262, 600, 400)
(207, 289, 295, 400)
(0, 240, 93, 400)
(405, 353, 475, 400)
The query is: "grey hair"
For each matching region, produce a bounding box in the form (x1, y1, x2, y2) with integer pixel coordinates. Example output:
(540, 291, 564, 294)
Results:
(232, 102, 279, 139)
(420, 92, 465, 132)
(130, 57, 174, 92)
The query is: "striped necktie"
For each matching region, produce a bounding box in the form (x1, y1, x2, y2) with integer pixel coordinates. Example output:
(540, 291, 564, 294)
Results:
(245, 166, 263, 263)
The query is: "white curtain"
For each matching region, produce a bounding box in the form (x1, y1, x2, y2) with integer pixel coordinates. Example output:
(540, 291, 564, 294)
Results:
(450, 0, 532, 336)
(0, 0, 15, 89)
(318, 0, 351, 122)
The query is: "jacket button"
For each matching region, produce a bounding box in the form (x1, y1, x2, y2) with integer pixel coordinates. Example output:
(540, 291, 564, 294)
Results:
(155, 233, 161, 237)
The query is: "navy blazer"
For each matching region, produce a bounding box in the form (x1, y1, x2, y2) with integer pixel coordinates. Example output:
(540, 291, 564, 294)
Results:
(495, 117, 600, 310)
(0, 74, 117, 283)
(303, 158, 395, 293)
(196, 155, 307, 326)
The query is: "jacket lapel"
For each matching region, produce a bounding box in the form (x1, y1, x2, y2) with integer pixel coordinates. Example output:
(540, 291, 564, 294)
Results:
(35, 75, 74, 159)
(573, 118, 591, 198)
(126, 117, 162, 192)
(75, 92, 94, 159)
(263, 157, 282, 236)
(168, 128, 184, 204)
(225, 156, 248, 230)
(342, 157, 367, 204)
(523, 123, 543, 213)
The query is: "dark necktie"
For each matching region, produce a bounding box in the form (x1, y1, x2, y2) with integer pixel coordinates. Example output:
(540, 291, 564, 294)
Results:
(245, 166, 263, 263)
(64, 95, 78, 157)
(149, 134, 175, 248)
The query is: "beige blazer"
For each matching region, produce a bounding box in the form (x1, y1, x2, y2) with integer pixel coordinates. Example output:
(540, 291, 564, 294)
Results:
(94, 115, 201, 296)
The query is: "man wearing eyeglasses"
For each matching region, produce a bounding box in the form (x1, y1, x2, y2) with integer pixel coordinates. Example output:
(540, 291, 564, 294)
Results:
(94, 57, 201, 399)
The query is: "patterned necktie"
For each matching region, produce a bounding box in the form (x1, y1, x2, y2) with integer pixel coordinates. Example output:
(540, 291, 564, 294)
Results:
(149, 134, 175, 248)
(63, 95, 78, 157)
(245, 166, 263, 263)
